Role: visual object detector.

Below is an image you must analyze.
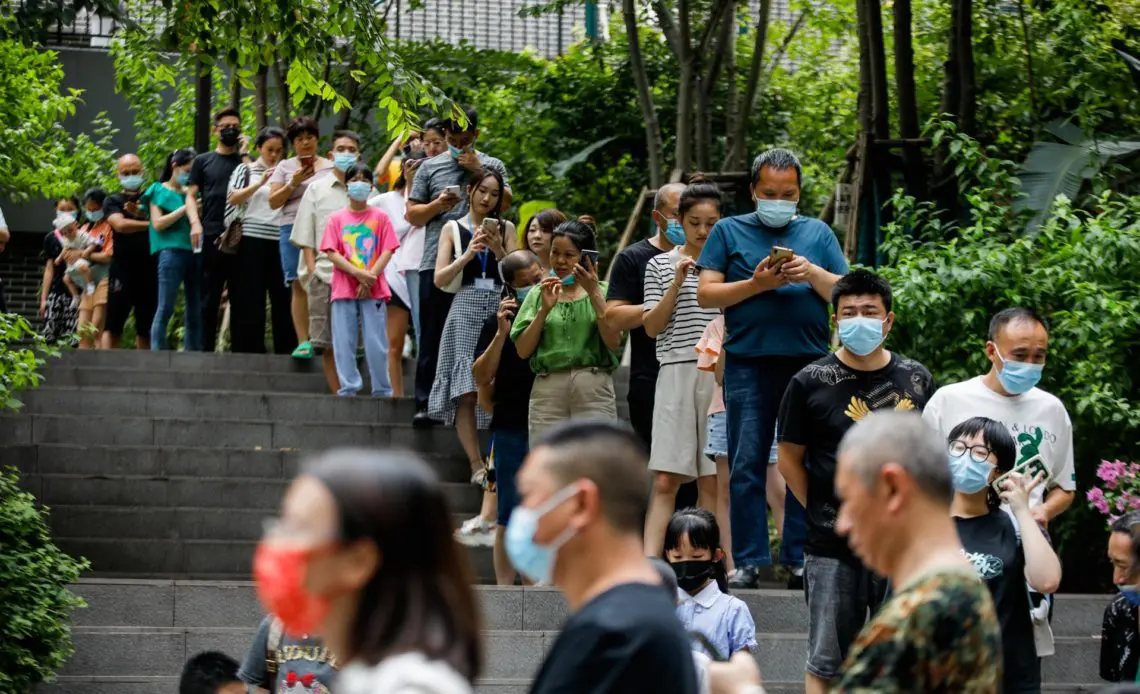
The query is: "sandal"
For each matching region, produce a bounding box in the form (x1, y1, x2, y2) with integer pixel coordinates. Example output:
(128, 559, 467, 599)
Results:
(291, 340, 314, 360)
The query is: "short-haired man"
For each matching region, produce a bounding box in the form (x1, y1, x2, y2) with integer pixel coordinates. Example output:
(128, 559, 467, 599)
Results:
(778, 269, 934, 694)
(605, 181, 686, 448)
(290, 131, 371, 393)
(186, 107, 252, 351)
(179, 651, 244, 694)
(697, 148, 849, 587)
(511, 419, 697, 694)
(471, 249, 544, 582)
(923, 307, 1076, 524)
(1101, 512, 1140, 683)
(406, 106, 511, 427)
(103, 153, 158, 349)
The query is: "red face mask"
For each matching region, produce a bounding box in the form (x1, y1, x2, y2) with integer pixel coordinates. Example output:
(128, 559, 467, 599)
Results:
(253, 542, 333, 637)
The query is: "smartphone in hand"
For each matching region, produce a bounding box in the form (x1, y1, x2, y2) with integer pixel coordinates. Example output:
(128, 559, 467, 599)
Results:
(580, 249, 600, 269)
(990, 455, 1052, 495)
(770, 246, 795, 265)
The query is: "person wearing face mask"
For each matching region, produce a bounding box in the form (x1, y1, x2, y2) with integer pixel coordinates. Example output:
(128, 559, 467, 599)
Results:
(185, 108, 250, 352)
(147, 147, 204, 351)
(777, 270, 933, 694)
(949, 416, 1061, 694)
(39, 195, 83, 344)
(75, 187, 114, 349)
(1101, 512, 1140, 683)
(923, 307, 1076, 526)
(103, 153, 158, 349)
(253, 448, 481, 694)
(696, 148, 848, 590)
(406, 106, 512, 429)
(509, 419, 698, 694)
(470, 249, 544, 583)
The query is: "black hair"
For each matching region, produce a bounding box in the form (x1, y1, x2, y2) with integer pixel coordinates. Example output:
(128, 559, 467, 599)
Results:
(83, 187, 107, 207)
(831, 269, 893, 314)
(750, 147, 803, 187)
(664, 507, 729, 593)
(255, 126, 287, 150)
(679, 176, 723, 216)
(499, 249, 540, 287)
(286, 116, 320, 144)
(466, 167, 505, 219)
(445, 106, 479, 133)
(56, 195, 81, 211)
(178, 651, 240, 694)
(550, 219, 597, 254)
(344, 162, 374, 184)
(161, 148, 197, 183)
(394, 150, 428, 191)
(332, 129, 362, 148)
(948, 416, 1017, 509)
(423, 117, 446, 138)
(306, 448, 482, 681)
(212, 107, 240, 125)
(988, 307, 1048, 341)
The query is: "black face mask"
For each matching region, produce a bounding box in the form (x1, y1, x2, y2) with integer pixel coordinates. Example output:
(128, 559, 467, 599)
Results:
(671, 560, 715, 593)
(219, 126, 241, 147)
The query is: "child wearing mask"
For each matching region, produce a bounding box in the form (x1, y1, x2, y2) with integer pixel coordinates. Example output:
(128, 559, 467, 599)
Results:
(320, 163, 399, 397)
(665, 508, 757, 660)
(40, 196, 83, 343)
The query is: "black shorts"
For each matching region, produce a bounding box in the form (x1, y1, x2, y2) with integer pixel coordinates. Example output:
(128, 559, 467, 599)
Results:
(389, 290, 410, 313)
(105, 252, 158, 337)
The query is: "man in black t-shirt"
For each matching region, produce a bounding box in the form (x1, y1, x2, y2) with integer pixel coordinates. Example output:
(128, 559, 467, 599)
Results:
(513, 420, 697, 694)
(187, 107, 250, 351)
(104, 153, 158, 349)
(604, 182, 685, 449)
(777, 270, 934, 694)
(472, 249, 543, 585)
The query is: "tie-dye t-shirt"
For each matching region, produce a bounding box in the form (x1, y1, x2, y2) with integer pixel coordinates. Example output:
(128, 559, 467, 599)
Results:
(320, 206, 400, 301)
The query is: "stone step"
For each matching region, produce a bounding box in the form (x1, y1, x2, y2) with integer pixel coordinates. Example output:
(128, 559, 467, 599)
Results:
(0, 444, 470, 483)
(38, 677, 539, 694)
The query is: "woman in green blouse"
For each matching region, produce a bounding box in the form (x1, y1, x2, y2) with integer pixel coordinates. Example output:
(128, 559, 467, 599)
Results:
(510, 218, 623, 444)
(146, 147, 202, 351)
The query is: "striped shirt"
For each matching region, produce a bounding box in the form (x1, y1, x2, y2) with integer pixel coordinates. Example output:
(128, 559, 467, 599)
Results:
(643, 247, 720, 364)
(226, 161, 282, 242)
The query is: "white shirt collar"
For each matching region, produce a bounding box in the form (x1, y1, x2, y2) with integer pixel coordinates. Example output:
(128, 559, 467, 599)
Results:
(678, 580, 722, 609)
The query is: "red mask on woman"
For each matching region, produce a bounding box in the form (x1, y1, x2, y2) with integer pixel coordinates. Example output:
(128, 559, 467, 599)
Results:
(253, 542, 332, 637)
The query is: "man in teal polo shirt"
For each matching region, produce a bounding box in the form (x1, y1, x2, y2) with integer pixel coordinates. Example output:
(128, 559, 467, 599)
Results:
(696, 148, 848, 588)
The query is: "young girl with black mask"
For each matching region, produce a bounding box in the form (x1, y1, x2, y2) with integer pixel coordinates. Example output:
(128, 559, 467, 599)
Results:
(665, 508, 756, 660)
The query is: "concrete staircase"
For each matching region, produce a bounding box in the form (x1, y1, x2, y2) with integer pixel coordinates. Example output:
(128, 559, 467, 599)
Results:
(0, 350, 1113, 692)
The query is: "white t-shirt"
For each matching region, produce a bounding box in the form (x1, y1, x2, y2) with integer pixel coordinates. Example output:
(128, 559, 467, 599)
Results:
(226, 160, 282, 242)
(0, 205, 7, 229)
(337, 652, 472, 694)
(922, 376, 1076, 502)
(643, 247, 720, 364)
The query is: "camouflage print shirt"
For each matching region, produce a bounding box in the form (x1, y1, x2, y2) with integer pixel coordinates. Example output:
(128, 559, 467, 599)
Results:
(834, 567, 1002, 693)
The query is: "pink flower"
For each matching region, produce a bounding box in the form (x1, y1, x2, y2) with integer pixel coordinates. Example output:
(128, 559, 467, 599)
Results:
(1089, 487, 1112, 515)
(1099, 463, 1120, 483)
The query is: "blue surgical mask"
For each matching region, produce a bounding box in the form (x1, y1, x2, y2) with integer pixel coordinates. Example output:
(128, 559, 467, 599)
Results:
(85, 209, 104, 222)
(551, 268, 575, 286)
(663, 219, 686, 246)
(448, 144, 463, 159)
(1120, 586, 1140, 607)
(949, 452, 995, 494)
(995, 349, 1044, 395)
(838, 317, 886, 356)
(755, 199, 797, 228)
(505, 485, 580, 584)
(119, 174, 144, 191)
(346, 181, 372, 202)
(334, 152, 358, 172)
(175, 171, 191, 185)
(516, 285, 533, 303)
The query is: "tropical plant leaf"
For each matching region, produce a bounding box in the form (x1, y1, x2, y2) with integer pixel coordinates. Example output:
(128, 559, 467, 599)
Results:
(550, 136, 619, 177)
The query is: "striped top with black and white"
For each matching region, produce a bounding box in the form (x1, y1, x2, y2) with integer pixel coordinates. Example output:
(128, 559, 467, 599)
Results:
(225, 161, 282, 242)
(643, 247, 721, 365)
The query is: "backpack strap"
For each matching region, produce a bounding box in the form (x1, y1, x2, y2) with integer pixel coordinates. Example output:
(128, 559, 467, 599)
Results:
(265, 617, 283, 691)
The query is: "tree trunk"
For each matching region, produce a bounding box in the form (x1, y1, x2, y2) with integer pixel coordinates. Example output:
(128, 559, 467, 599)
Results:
(194, 60, 212, 153)
(958, 0, 977, 136)
(856, 0, 873, 134)
(272, 59, 291, 126)
(311, 57, 333, 121)
(865, 0, 889, 140)
(672, 0, 694, 175)
(892, 0, 925, 198)
(229, 69, 242, 110)
(726, 0, 770, 171)
(1016, 0, 1039, 113)
(254, 66, 269, 130)
(696, 2, 733, 172)
(722, 0, 739, 173)
(623, 0, 665, 188)
(696, 79, 711, 171)
(939, 0, 962, 122)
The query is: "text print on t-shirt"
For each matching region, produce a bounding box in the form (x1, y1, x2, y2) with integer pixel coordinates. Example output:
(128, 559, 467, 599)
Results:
(275, 642, 336, 694)
(962, 549, 1004, 580)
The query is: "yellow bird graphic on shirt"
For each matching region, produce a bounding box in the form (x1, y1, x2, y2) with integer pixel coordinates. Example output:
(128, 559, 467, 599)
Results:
(845, 396, 916, 422)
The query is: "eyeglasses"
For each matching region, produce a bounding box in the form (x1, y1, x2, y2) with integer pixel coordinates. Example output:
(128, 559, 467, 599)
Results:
(948, 440, 992, 464)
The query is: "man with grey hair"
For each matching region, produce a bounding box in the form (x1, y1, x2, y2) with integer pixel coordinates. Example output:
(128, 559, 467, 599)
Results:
(606, 181, 687, 450)
(704, 412, 1001, 693)
(696, 148, 849, 588)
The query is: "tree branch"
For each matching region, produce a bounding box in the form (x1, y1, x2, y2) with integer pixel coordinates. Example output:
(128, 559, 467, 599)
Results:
(764, 9, 808, 77)
(625, 0, 666, 188)
(697, 0, 732, 58)
(726, 0, 770, 170)
(652, 0, 681, 57)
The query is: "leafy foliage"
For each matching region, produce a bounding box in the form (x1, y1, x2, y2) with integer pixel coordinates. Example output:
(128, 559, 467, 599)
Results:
(0, 314, 60, 412)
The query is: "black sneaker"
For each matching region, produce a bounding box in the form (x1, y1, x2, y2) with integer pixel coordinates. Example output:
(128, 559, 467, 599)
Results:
(786, 572, 805, 591)
(728, 565, 760, 589)
(412, 411, 439, 429)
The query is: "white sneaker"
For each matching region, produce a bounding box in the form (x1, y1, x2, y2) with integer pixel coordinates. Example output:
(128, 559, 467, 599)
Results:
(454, 516, 495, 547)
(402, 334, 414, 359)
(85, 283, 95, 295)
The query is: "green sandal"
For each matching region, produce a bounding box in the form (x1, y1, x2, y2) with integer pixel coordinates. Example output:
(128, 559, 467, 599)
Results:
(291, 340, 314, 360)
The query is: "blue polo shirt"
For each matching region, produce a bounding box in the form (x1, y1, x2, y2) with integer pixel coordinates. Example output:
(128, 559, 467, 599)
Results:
(697, 213, 848, 358)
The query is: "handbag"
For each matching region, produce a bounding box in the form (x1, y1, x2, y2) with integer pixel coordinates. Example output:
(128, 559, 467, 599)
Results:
(439, 221, 464, 294)
(217, 164, 251, 255)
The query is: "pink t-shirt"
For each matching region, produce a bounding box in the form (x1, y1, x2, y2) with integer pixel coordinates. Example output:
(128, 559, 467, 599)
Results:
(320, 207, 400, 301)
(696, 316, 726, 415)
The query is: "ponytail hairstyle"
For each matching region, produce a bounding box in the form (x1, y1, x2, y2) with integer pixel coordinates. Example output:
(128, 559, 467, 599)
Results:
(551, 218, 597, 254)
(948, 417, 1017, 510)
(663, 507, 729, 594)
(160, 148, 197, 183)
(679, 174, 724, 216)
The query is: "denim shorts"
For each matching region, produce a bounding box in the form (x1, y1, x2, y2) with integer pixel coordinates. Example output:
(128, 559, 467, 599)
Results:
(279, 224, 301, 284)
(704, 411, 728, 458)
(803, 554, 888, 679)
(491, 428, 529, 526)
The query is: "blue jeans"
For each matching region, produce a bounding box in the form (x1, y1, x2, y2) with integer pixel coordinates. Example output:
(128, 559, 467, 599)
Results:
(279, 224, 300, 284)
(724, 353, 809, 568)
(404, 269, 422, 351)
(491, 428, 529, 526)
(151, 248, 202, 351)
(330, 298, 391, 396)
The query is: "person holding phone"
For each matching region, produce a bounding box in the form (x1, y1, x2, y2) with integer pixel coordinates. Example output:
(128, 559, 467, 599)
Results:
(948, 416, 1061, 694)
(147, 147, 203, 351)
(510, 218, 623, 444)
(269, 117, 335, 360)
(429, 168, 517, 495)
